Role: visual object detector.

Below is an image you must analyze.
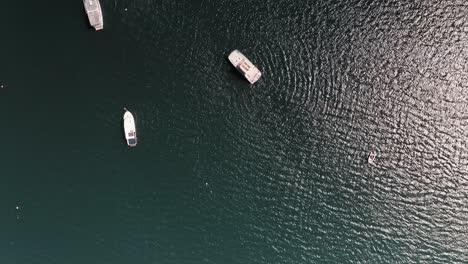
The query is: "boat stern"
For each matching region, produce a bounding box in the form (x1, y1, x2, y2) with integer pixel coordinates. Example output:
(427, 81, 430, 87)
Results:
(127, 137, 137, 147)
(246, 70, 262, 84)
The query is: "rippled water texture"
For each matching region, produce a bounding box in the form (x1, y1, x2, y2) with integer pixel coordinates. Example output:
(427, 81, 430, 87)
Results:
(1, 0, 468, 263)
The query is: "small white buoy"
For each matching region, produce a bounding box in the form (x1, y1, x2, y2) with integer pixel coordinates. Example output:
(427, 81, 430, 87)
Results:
(124, 8, 127, 11)
(15, 206, 19, 210)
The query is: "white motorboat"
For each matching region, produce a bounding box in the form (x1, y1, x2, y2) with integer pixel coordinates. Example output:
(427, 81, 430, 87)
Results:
(228, 50, 262, 84)
(123, 108, 137, 147)
(368, 151, 376, 164)
(83, 0, 104, 30)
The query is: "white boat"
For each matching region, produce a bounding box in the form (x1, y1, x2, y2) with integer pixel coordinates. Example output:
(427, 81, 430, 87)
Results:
(83, 0, 103, 30)
(368, 151, 376, 164)
(123, 109, 137, 147)
(228, 50, 262, 84)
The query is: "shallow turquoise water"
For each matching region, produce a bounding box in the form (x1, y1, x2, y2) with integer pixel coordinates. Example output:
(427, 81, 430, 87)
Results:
(1, 0, 468, 263)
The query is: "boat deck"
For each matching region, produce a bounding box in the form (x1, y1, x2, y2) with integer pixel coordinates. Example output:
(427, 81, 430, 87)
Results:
(228, 50, 261, 84)
(84, 0, 103, 30)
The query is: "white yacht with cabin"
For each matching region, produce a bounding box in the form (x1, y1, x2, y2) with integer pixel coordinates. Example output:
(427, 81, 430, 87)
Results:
(123, 108, 137, 147)
(228, 50, 262, 84)
(83, 0, 103, 30)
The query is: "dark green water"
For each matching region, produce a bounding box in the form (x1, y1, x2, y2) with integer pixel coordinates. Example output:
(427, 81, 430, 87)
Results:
(2, 0, 468, 263)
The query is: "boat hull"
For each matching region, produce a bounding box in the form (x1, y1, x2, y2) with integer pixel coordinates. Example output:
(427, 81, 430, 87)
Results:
(83, 0, 104, 30)
(123, 111, 137, 147)
(228, 50, 261, 84)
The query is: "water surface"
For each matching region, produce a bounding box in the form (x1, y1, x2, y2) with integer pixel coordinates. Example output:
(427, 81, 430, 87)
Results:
(1, 0, 468, 263)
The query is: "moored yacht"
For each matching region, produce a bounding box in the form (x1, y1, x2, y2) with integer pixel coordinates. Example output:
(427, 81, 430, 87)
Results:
(228, 50, 262, 84)
(123, 108, 137, 147)
(83, 0, 103, 30)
